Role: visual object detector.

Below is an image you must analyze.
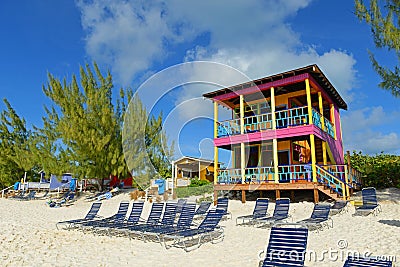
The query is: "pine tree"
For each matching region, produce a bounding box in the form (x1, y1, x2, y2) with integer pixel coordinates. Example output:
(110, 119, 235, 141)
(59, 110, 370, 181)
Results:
(41, 63, 173, 190)
(355, 0, 400, 96)
(122, 95, 174, 190)
(0, 99, 34, 188)
(41, 63, 128, 188)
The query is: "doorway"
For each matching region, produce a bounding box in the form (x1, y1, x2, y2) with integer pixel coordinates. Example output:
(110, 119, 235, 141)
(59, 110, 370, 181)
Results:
(278, 150, 290, 182)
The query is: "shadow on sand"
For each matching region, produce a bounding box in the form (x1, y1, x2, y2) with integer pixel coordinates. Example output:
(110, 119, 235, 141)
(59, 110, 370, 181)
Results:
(378, 220, 400, 227)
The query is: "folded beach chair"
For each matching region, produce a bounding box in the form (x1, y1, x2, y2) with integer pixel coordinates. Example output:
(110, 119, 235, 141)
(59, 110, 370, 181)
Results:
(211, 197, 231, 219)
(78, 201, 130, 231)
(132, 202, 178, 239)
(330, 200, 348, 216)
(103, 201, 145, 236)
(56, 202, 102, 230)
(175, 199, 187, 214)
(194, 201, 211, 217)
(343, 256, 393, 267)
(353, 187, 382, 216)
(255, 198, 290, 228)
(297, 203, 332, 232)
(144, 203, 197, 244)
(236, 198, 269, 225)
(259, 223, 308, 267)
(163, 208, 225, 252)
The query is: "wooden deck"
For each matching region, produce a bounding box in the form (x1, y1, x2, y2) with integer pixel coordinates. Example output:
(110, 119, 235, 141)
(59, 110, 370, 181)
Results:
(213, 182, 343, 203)
(214, 182, 319, 191)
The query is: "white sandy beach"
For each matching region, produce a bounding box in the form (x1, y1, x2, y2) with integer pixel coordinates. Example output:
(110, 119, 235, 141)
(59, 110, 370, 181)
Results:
(0, 189, 399, 267)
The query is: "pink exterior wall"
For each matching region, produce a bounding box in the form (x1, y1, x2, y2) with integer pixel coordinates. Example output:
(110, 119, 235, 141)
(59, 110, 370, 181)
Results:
(333, 105, 345, 164)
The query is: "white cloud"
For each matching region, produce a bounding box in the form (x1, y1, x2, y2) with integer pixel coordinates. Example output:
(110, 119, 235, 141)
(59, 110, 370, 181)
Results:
(342, 106, 400, 154)
(77, 0, 356, 99)
(77, 0, 361, 160)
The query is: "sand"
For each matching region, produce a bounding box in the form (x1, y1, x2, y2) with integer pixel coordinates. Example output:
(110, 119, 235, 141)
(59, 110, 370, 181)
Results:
(0, 189, 399, 267)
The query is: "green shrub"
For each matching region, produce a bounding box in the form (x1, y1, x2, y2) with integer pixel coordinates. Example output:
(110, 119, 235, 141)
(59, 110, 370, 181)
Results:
(196, 195, 213, 203)
(188, 179, 211, 187)
(348, 151, 400, 189)
(176, 183, 213, 198)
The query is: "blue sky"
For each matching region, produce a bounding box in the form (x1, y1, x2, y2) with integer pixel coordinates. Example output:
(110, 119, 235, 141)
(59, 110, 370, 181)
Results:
(1, 0, 399, 166)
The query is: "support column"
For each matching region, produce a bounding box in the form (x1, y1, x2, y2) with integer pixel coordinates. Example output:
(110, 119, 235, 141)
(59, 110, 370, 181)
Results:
(275, 189, 281, 200)
(198, 161, 201, 180)
(174, 164, 178, 188)
(310, 134, 317, 182)
(213, 190, 218, 205)
(240, 95, 245, 134)
(290, 190, 295, 202)
(318, 92, 327, 165)
(214, 101, 219, 185)
(330, 104, 336, 139)
(313, 188, 319, 203)
(305, 79, 313, 125)
(240, 95, 246, 183)
(171, 162, 175, 196)
(346, 151, 352, 198)
(241, 143, 246, 183)
(306, 79, 317, 182)
(344, 169, 350, 200)
(271, 87, 279, 183)
(241, 190, 246, 203)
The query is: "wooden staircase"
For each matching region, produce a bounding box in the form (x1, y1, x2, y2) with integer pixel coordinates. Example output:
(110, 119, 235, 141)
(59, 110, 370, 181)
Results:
(315, 139, 324, 163)
(316, 184, 342, 201)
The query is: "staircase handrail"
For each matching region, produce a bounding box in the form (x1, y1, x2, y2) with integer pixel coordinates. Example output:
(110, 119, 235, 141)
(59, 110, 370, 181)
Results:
(315, 165, 346, 196)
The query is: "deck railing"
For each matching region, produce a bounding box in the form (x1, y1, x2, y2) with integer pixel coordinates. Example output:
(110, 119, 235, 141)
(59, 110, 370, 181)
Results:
(315, 165, 344, 196)
(217, 105, 334, 138)
(217, 164, 360, 185)
(217, 165, 311, 184)
(348, 166, 363, 186)
(217, 168, 242, 184)
(244, 113, 272, 132)
(324, 118, 335, 138)
(312, 108, 322, 129)
(278, 164, 312, 182)
(217, 118, 240, 137)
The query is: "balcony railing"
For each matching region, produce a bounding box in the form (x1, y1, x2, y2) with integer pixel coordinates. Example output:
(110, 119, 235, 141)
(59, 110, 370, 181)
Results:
(217, 164, 360, 185)
(217, 105, 334, 138)
(244, 113, 272, 132)
(217, 164, 311, 184)
(324, 118, 335, 138)
(217, 118, 240, 137)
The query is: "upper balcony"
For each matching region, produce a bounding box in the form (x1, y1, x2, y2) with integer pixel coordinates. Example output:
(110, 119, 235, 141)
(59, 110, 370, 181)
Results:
(217, 105, 335, 139)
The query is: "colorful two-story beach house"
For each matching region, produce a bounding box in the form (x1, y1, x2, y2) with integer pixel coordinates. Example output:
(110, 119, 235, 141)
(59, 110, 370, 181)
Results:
(203, 64, 361, 203)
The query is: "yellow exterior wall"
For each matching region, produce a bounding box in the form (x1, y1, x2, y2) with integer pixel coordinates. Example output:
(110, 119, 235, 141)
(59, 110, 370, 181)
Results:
(200, 164, 215, 182)
(278, 140, 290, 151)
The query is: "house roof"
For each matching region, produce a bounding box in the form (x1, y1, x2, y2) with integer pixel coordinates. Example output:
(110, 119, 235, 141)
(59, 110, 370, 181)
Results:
(202, 64, 347, 110)
(172, 156, 222, 172)
(173, 156, 220, 165)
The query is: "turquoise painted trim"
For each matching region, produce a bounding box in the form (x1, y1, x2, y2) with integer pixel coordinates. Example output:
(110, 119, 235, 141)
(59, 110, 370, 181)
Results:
(217, 119, 240, 137)
(312, 108, 322, 129)
(217, 165, 310, 184)
(278, 164, 312, 182)
(324, 117, 335, 138)
(217, 106, 309, 138)
(315, 165, 343, 195)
